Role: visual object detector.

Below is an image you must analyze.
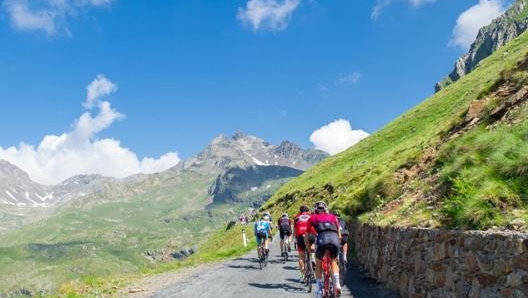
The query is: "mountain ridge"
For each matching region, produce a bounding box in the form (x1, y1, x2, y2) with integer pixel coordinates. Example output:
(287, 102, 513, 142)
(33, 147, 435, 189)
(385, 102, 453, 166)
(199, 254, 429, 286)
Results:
(0, 131, 327, 234)
(435, 0, 528, 91)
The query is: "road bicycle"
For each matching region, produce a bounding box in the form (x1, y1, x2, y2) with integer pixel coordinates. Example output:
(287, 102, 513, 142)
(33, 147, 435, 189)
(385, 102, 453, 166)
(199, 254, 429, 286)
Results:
(257, 237, 268, 270)
(321, 248, 340, 298)
(303, 251, 314, 293)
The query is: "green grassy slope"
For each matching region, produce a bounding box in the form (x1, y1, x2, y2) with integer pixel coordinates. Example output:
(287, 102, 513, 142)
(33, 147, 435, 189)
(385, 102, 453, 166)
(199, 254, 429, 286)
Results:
(0, 170, 253, 296)
(262, 31, 528, 230)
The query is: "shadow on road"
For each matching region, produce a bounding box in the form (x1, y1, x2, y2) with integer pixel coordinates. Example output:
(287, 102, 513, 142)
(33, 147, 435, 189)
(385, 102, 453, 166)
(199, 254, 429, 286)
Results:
(248, 282, 283, 289)
(282, 265, 298, 271)
(343, 261, 401, 298)
(248, 281, 306, 294)
(227, 263, 259, 270)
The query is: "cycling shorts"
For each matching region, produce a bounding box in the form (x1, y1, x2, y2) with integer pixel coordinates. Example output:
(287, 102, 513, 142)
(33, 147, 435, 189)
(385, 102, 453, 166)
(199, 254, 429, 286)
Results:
(315, 231, 340, 259)
(279, 226, 292, 239)
(296, 234, 315, 253)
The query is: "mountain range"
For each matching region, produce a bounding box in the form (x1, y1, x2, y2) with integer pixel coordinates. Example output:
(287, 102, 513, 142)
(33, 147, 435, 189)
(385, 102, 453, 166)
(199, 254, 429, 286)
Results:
(0, 131, 327, 235)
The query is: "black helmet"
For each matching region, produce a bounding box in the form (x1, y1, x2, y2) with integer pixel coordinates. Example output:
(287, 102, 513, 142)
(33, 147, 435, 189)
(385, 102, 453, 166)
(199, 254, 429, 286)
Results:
(300, 205, 310, 212)
(314, 200, 327, 212)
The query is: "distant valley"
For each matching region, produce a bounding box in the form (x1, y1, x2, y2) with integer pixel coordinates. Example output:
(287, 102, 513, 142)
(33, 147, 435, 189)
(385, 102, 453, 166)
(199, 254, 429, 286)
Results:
(0, 131, 327, 295)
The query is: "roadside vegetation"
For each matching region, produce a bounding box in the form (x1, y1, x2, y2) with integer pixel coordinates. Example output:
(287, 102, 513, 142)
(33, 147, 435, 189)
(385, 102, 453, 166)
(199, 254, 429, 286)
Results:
(263, 31, 528, 231)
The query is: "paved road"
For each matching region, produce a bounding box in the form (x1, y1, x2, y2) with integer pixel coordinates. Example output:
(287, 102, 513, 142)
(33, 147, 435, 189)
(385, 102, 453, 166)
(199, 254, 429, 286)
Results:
(146, 238, 400, 298)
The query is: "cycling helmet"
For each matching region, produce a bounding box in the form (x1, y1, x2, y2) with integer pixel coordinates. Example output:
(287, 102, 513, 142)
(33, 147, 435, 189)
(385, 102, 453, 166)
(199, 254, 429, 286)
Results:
(300, 205, 310, 212)
(314, 200, 328, 212)
(282, 212, 288, 218)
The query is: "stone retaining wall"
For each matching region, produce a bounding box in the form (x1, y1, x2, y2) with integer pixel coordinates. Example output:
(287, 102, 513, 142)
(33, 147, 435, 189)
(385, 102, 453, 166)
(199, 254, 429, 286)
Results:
(353, 224, 528, 298)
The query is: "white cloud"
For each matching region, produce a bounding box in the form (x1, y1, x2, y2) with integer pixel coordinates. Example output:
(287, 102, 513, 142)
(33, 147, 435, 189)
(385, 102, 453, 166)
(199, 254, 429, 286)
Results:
(371, 0, 436, 20)
(339, 72, 361, 85)
(449, 0, 506, 50)
(309, 119, 369, 155)
(2, 0, 115, 35)
(237, 0, 300, 32)
(85, 74, 117, 109)
(0, 74, 180, 185)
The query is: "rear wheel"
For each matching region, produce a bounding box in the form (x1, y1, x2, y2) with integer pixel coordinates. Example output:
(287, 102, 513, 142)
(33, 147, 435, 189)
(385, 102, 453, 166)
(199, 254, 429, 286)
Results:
(305, 254, 313, 292)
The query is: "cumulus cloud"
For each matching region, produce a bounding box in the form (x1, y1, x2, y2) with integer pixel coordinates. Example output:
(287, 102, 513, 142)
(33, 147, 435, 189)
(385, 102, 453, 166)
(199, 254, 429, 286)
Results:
(2, 0, 115, 35)
(0, 74, 180, 185)
(449, 0, 506, 50)
(309, 119, 369, 155)
(372, 0, 436, 20)
(237, 0, 300, 32)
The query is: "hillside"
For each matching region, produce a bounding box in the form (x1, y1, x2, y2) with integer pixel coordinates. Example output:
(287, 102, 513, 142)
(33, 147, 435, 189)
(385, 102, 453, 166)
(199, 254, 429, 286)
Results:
(263, 30, 528, 231)
(0, 133, 326, 296)
(435, 0, 528, 91)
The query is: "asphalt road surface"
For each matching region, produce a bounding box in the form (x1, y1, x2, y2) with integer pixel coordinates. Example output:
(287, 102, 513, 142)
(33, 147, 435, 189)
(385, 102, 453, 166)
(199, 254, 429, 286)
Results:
(146, 238, 400, 298)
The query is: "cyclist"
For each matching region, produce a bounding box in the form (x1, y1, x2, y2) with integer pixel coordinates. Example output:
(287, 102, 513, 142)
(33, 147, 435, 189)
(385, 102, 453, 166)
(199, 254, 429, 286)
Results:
(331, 210, 349, 264)
(277, 212, 293, 256)
(262, 211, 273, 241)
(254, 215, 273, 258)
(305, 200, 342, 298)
(293, 205, 315, 281)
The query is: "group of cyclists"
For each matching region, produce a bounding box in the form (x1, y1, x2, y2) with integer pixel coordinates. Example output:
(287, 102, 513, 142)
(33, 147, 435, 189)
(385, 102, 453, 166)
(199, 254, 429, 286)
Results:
(253, 200, 349, 298)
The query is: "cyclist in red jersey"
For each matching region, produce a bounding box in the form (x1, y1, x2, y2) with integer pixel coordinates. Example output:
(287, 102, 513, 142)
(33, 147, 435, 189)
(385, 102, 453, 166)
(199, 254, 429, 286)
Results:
(293, 205, 315, 280)
(305, 200, 342, 298)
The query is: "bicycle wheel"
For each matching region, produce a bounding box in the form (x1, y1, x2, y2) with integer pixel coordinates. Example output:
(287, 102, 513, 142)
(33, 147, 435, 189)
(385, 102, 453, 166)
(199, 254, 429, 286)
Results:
(305, 253, 313, 293)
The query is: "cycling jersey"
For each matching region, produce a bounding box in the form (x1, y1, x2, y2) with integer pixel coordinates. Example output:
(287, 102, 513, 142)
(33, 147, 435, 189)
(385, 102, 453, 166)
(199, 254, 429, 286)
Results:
(307, 212, 340, 259)
(337, 217, 349, 236)
(255, 220, 270, 234)
(308, 212, 340, 234)
(278, 216, 291, 230)
(294, 211, 311, 236)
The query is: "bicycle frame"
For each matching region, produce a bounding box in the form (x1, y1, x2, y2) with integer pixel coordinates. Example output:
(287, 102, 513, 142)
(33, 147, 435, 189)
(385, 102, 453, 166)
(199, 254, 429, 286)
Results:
(257, 239, 268, 269)
(321, 249, 335, 298)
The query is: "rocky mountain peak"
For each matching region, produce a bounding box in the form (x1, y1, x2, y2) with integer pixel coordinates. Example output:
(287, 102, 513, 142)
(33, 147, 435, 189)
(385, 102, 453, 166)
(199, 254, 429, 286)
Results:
(0, 160, 31, 180)
(435, 0, 528, 92)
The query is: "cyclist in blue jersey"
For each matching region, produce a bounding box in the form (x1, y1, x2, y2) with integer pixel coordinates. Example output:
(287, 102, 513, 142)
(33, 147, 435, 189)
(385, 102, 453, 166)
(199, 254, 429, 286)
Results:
(254, 215, 273, 257)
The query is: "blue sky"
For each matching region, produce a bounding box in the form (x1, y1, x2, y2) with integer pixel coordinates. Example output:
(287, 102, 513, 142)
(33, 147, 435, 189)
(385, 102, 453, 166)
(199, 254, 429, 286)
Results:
(0, 0, 512, 185)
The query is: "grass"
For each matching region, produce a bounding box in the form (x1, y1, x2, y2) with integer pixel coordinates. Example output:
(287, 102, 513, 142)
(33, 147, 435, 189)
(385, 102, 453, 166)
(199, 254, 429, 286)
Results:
(262, 30, 528, 231)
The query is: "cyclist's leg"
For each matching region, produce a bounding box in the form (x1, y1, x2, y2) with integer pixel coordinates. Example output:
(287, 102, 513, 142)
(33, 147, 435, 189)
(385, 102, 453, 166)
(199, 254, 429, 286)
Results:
(279, 229, 284, 254)
(314, 239, 324, 296)
(328, 241, 342, 295)
(286, 229, 292, 251)
(296, 235, 306, 273)
(342, 243, 348, 263)
(256, 235, 263, 258)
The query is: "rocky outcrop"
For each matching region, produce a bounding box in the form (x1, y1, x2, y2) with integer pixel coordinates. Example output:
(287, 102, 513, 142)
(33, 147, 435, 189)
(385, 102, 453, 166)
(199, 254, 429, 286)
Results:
(354, 224, 528, 298)
(209, 165, 302, 204)
(435, 0, 528, 92)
